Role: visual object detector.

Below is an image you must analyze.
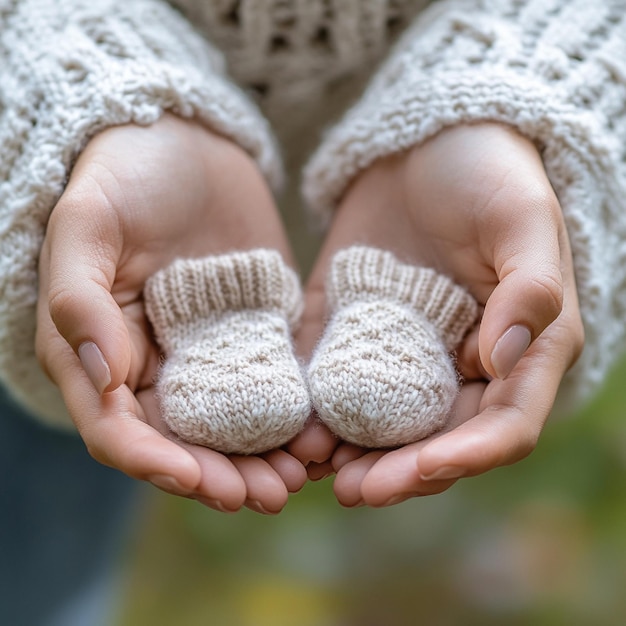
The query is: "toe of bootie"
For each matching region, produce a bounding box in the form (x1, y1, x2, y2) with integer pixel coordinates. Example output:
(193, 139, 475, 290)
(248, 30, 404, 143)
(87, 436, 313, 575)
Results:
(159, 338, 311, 454)
(308, 301, 459, 448)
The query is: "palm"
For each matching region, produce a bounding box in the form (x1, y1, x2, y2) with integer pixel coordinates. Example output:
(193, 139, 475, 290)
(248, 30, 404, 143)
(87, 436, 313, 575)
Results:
(37, 115, 308, 513)
(300, 123, 584, 506)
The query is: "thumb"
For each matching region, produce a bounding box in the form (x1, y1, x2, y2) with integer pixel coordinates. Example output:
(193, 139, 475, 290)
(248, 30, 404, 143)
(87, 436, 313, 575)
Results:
(41, 191, 131, 394)
(479, 205, 565, 380)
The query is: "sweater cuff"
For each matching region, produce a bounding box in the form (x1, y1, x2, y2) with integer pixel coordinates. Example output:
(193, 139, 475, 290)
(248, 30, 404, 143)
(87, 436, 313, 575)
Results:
(303, 66, 611, 225)
(0, 0, 281, 428)
(303, 67, 626, 411)
(4, 0, 281, 189)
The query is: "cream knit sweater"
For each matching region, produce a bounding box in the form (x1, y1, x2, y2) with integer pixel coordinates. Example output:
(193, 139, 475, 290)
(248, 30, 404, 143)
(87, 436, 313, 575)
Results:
(0, 0, 625, 428)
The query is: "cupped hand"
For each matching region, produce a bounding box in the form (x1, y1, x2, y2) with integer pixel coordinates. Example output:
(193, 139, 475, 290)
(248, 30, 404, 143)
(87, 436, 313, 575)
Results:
(36, 114, 311, 513)
(298, 123, 585, 506)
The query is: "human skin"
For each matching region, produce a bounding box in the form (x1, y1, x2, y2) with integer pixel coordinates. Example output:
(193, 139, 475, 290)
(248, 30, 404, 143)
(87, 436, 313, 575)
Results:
(291, 123, 584, 507)
(36, 117, 583, 512)
(36, 114, 309, 515)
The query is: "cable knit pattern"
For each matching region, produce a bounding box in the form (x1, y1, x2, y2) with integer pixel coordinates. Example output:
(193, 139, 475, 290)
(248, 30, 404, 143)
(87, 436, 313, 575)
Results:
(308, 247, 479, 448)
(0, 0, 625, 427)
(304, 0, 626, 412)
(169, 0, 429, 135)
(144, 250, 310, 455)
(0, 0, 281, 427)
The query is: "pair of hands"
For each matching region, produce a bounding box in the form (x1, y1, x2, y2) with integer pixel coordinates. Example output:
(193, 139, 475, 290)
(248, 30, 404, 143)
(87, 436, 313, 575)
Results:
(36, 114, 584, 514)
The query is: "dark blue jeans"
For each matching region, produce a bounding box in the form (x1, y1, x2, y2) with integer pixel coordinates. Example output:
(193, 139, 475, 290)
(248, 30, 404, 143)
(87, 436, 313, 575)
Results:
(0, 387, 140, 626)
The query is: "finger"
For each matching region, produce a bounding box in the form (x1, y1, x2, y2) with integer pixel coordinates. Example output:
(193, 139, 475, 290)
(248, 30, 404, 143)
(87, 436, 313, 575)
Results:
(139, 389, 248, 512)
(331, 443, 367, 471)
(456, 324, 490, 382)
(478, 189, 564, 380)
(361, 445, 459, 506)
(307, 460, 334, 481)
(418, 322, 581, 482)
(420, 228, 584, 482)
(358, 382, 484, 506)
(262, 449, 308, 493)
(285, 415, 339, 466)
(42, 181, 130, 394)
(53, 353, 201, 490)
(230, 456, 290, 515)
(333, 451, 386, 508)
(182, 448, 248, 513)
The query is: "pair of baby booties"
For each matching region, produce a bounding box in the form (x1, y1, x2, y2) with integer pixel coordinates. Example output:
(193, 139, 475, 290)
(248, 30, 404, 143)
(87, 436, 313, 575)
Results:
(143, 246, 478, 454)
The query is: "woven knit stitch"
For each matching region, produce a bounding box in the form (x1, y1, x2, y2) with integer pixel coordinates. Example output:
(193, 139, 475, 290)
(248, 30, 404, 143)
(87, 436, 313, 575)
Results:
(303, 0, 626, 411)
(308, 246, 479, 448)
(0, 0, 625, 428)
(144, 249, 310, 455)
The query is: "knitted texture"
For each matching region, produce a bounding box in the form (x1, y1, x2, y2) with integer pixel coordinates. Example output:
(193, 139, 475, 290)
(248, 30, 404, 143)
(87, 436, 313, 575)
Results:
(1, 0, 625, 428)
(303, 0, 626, 412)
(170, 0, 428, 138)
(308, 247, 479, 448)
(144, 249, 310, 455)
(0, 0, 281, 427)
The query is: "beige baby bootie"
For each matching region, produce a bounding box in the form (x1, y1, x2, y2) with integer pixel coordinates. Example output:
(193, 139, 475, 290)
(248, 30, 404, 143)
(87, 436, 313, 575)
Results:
(308, 246, 479, 448)
(143, 249, 310, 455)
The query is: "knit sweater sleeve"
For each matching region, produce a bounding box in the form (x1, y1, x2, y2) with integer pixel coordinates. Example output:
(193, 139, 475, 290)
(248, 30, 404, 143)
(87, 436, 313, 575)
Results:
(0, 0, 280, 428)
(303, 0, 626, 412)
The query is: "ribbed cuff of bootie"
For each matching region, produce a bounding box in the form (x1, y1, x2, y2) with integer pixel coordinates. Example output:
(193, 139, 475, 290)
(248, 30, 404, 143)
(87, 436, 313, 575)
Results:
(145, 249, 302, 353)
(143, 249, 310, 455)
(327, 246, 478, 350)
(309, 246, 479, 449)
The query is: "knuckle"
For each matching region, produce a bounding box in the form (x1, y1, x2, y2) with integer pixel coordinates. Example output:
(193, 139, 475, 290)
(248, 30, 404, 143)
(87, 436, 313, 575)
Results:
(527, 269, 564, 319)
(51, 163, 122, 235)
(48, 286, 81, 330)
(85, 441, 108, 466)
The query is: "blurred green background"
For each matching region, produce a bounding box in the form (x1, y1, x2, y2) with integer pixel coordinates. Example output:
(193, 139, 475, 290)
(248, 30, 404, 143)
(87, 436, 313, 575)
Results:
(115, 356, 626, 626)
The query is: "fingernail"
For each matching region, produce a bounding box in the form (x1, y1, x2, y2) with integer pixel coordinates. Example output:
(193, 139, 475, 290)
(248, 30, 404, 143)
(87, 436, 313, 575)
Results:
(149, 474, 188, 496)
(195, 496, 232, 513)
(247, 500, 281, 515)
(381, 495, 410, 507)
(491, 325, 531, 379)
(420, 466, 465, 481)
(78, 341, 111, 394)
(345, 499, 365, 508)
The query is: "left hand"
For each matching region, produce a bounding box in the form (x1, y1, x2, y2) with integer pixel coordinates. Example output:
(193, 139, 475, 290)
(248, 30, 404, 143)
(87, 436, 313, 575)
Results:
(297, 123, 585, 506)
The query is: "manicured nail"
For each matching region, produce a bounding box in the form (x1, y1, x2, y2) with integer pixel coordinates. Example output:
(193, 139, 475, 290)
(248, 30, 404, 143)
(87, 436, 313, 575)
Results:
(345, 499, 365, 508)
(78, 341, 111, 394)
(490, 325, 531, 379)
(382, 495, 410, 507)
(149, 474, 188, 496)
(247, 500, 281, 515)
(420, 465, 465, 481)
(195, 496, 232, 513)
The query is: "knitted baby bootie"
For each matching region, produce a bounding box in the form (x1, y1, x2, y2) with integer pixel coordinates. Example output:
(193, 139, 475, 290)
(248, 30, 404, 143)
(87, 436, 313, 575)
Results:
(144, 249, 310, 455)
(308, 246, 479, 448)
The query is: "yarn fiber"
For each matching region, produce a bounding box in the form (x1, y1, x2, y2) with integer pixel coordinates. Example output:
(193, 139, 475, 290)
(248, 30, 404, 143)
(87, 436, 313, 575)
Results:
(144, 249, 310, 455)
(308, 246, 479, 448)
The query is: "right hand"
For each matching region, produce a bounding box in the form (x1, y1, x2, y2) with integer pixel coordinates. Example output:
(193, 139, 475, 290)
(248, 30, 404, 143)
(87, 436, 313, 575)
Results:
(36, 114, 309, 514)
